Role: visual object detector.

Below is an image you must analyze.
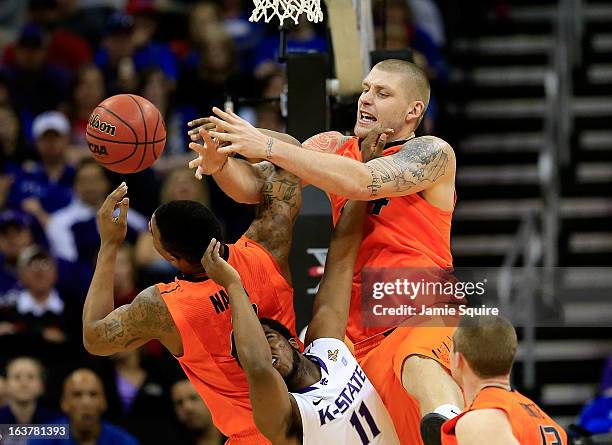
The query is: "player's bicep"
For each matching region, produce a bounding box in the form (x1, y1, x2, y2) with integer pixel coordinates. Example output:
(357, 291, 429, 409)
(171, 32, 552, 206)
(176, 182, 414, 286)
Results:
(84, 286, 168, 355)
(364, 136, 455, 199)
(248, 369, 296, 441)
(455, 410, 520, 445)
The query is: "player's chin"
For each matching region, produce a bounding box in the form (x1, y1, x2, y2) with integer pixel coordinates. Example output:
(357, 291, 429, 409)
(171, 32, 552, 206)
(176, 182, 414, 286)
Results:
(354, 123, 373, 139)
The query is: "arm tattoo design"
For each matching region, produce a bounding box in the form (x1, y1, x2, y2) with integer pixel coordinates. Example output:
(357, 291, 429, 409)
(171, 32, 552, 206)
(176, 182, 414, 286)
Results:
(266, 137, 274, 159)
(304, 132, 352, 153)
(246, 167, 301, 260)
(94, 287, 175, 349)
(366, 136, 449, 197)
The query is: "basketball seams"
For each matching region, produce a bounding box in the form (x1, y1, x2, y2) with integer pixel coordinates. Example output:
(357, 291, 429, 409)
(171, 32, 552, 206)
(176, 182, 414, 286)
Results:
(85, 131, 165, 145)
(95, 105, 139, 143)
(128, 95, 148, 171)
(152, 110, 161, 160)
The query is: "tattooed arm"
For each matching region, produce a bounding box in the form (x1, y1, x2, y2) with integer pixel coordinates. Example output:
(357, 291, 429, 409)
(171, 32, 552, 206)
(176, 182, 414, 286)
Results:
(221, 134, 455, 204)
(82, 183, 180, 356)
(83, 285, 179, 356)
(244, 162, 302, 283)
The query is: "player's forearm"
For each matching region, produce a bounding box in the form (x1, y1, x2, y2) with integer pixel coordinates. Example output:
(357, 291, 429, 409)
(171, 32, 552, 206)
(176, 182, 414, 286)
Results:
(226, 281, 275, 374)
(82, 245, 118, 346)
(313, 201, 366, 322)
(212, 157, 264, 204)
(267, 139, 372, 200)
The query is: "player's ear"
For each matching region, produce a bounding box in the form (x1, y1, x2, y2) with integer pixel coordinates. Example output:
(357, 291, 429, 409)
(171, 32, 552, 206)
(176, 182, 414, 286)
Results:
(406, 100, 425, 123)
(288, 338, 300, 350)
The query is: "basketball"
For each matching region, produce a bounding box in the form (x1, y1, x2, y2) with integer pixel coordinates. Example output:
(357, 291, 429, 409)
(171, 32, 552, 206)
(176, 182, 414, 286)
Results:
(86, 94, 166, 174)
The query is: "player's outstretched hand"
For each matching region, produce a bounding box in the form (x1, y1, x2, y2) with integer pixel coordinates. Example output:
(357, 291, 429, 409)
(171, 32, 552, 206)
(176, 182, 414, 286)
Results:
(361, 127, 394, 163)
(207, 107, 270, 159)
(202, 238, 242, 289)
(97, 182, 129, 248)
(187, 117, 216, 141)
(188, 128, 229, 179)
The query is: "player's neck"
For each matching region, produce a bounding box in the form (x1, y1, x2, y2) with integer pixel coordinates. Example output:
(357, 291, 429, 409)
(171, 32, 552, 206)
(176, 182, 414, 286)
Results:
(388, 130, 415, 144)
(287, 354, 322, 392)
(464, 376, 511, 407)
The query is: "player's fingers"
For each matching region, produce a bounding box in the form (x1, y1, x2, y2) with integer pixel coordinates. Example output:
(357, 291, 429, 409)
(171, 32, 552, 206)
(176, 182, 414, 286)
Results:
(212, 240, 221, 262)
(207, 116, 235, 133)
(189, 142, 206, 155)
(203, 238, 216, 262)
(200, 129, 217, 150)
(212, 106, 240, 124)
(209, 131, 234, 143)
(195, 166, 203, 180)
(188, 157, 200, 169)
(187, 117, 209, 128)
(375, 133, 387, 156)
(217, 145, 237, 155)
(101, 182, 127, 214)
(118, 197, 129, 224)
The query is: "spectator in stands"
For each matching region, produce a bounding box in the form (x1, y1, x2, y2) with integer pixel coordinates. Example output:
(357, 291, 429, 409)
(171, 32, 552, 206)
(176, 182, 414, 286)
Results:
(127, 0, 178, 83)
(219, 0, 264, 73)
(0, 210, 36, 295)
(5, 111, 74, 227)
(254, 20, 326, 77)
(24, 0, 93, 72)
(177, 24, 254, 119)
(1, 247, 78, 352)
(31, 368, 139, 445)
(104, 349, 176, 444)
(60, 64, 106, 154)
(95, 12, 138, 94)
(46, 158, 147, 268)
(578, 357, 612, 433)
(138, 68, 196, 173)
(171, 379, 223, 445)
(1, 24, 70, 134)
(0, 356, 59, 424)
(0, 105, 26, 167)
(135, 167, 210, 282)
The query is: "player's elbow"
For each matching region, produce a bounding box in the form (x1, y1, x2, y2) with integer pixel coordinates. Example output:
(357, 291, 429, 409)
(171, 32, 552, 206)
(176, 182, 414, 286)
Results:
(82, 329, 112, 356)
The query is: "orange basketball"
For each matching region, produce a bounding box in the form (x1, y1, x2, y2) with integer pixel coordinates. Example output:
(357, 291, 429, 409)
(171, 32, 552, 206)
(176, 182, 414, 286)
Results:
(86, 94, 166, 174)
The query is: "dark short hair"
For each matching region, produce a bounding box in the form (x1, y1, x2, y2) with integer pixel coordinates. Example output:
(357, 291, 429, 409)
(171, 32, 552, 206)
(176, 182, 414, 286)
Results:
(231, 318, 295, 366)
(154, 200, 223, 265)
(260, 318, 295, 342)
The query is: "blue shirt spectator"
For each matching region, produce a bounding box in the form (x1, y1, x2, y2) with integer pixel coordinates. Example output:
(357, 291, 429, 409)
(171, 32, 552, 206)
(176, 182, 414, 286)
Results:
(5, 112, 75, 220)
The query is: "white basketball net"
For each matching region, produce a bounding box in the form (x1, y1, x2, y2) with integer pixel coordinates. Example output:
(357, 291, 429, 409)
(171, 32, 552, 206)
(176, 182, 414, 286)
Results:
(249, 0, 324, 25)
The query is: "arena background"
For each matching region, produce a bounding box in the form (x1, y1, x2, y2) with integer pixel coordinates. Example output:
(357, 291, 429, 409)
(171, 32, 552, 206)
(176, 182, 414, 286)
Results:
(0, 0, 611, 444)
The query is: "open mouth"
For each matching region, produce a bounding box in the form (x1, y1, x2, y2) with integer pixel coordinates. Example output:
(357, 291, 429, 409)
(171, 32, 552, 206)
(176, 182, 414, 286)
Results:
(358, 111, 377, 125)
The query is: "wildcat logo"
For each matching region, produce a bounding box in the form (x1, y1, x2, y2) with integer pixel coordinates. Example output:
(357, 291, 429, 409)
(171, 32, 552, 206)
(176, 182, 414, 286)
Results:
(88, 142, 108, 156)
(89, 113, 116, 136)
(328, 349, 339, 362)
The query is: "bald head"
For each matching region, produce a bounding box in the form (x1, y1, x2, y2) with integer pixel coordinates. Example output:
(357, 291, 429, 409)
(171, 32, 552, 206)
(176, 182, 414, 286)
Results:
(61, 369, 107, 430)
(373, 59, 430, 110)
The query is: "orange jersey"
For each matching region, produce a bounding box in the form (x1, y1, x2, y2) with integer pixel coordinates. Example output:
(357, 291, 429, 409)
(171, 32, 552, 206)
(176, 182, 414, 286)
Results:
(442, 387, 568, 445)
(157, 236, 296, 442)
(330, 137, 454, 344)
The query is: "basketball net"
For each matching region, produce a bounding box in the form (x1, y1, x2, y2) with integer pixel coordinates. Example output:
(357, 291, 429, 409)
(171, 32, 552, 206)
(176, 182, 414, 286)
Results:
(249, 0, 324, 25)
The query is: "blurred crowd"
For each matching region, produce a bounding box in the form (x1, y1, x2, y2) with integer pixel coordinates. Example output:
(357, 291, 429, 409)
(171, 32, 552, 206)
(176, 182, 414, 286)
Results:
(0, 0, 448, 443)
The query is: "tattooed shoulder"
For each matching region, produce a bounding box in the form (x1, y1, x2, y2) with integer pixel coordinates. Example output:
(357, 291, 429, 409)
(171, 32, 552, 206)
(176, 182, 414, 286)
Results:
(365, 136, 453, 198)
(303, 131, 352, 153)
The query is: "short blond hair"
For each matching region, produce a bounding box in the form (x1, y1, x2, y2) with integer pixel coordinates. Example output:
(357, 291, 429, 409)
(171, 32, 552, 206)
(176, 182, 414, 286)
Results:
(453, 315, 517, 378)
(374, 59, 430, 111)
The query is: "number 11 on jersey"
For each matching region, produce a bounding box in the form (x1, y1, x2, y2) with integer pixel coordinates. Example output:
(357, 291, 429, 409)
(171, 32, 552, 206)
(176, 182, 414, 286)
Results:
(350, 401, 381, 444)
